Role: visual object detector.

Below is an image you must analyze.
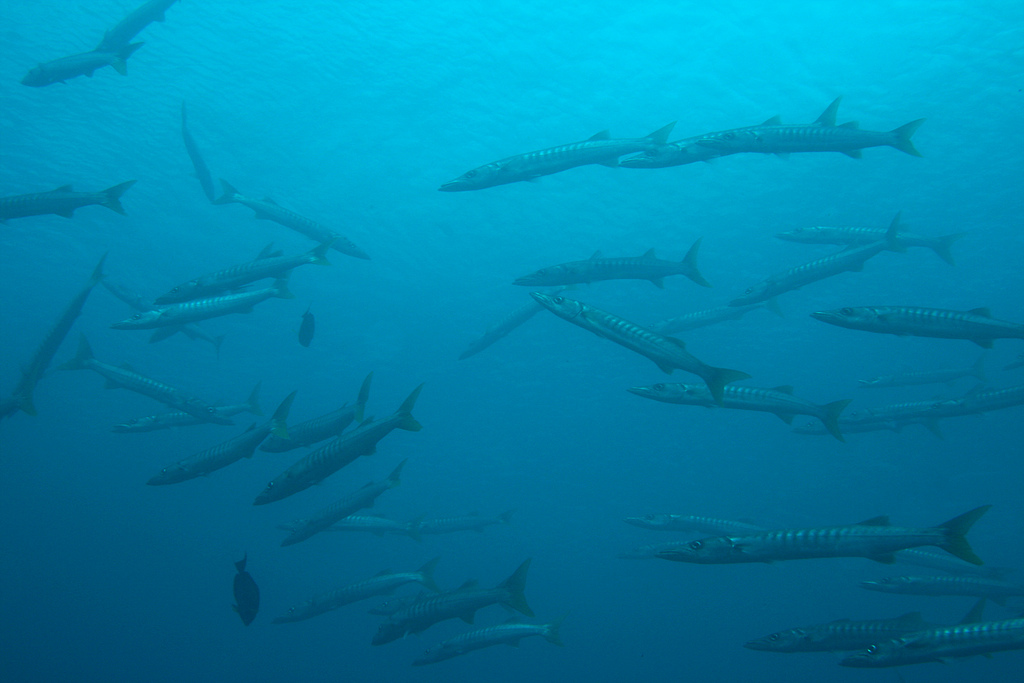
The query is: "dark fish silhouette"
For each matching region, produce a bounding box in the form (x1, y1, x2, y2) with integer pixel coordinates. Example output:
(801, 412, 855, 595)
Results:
(232, 554, 259, 626)
(298, 307, 315, 347)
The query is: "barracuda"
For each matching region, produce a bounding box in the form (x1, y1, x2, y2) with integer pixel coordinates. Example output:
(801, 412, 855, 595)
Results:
(696, 97, 924, 158)
(861, 575, 1024, 605)
(101, 279, 224, 352)
(96, 0, 179, 52)
(858, 354, 986, 388)
(21, 45, 144, 87)
(417, 510, 515, 535)
(618, 541, 698, 560)
(260, 372, 373, 452)
(618, 134, 723, 168)
(0, 182, 135, 220)
(111, 279, 294, 330)
(59, 334, 232, 424)
(413, 613, 566, 665)
(648, 303, 772, 335)
(745, 611, 931, 653)
(314, 514, 421, 540)
(279, 461, 405, 546)
(893, 548, 1013, 578)
(811, 306, 1024, 348)
(213, 180, 369, 259)
(514, 239, 710, 289)
(181, 102, 216, 202)
(841, 615, 1024, 667)
(629, 382, 852, 442)
(274, 558, 439, 624)
(657, 506, 991, 565)
(147, 392, 295, 485)
(373, 559, 534, 646)
(624, 514, 763, 535)
(438, 123, 675, 191)
(459, 289, 567, 360)
(731, 215, 902, 307)
(113, 383, 263, 433)
(530, 292, 750, 405)
(946, 384, 1024, 415)
(254, 384, 422, 505)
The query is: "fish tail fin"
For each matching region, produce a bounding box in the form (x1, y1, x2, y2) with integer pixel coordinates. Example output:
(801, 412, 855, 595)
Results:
(544, 611, 569, 646)
(681, 237, 712, 288)
(931, 232, 966, 266)
(354, 371, 373, 422)
(100, 180, 136, 215)
(644, 121, 676, 144)
(820, 399, 853, 442)
(498, 558, 534, 616)
(309, 241, 332, 266)
(407, 515, 425, 542)
(235, 553, 247, 572)
(245, 382, 264, 416)
(937, 505, 991, 565)
(884, 212, 905, 252)
(89, 253, 107, 285)
(386, 459, 407, 488)
(498, 509, 516, 524)
(704, 367, 752, 406)
(889, 118, 925, 157)
(212, 179, 239, 205)
(15, 387, 37, 416)
(270, 390, 297, 439)
(109, 42, 144, 76)
(417, 557, 441, 593)
(394, 383, 423, 431)
(59, 333, 94, 371)
(272, 278, 295, 299)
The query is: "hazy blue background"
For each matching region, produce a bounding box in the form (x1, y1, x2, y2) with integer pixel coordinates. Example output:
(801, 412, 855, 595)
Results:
(1, 1, 1022, 681)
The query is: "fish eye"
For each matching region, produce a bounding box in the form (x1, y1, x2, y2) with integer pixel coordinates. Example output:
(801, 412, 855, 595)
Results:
(161, 468, 168, 473)
(866, 645, 877, 654)
(723, 132, 735, 140)
(689, 540, 703, 550)
(768, 634, 779, 641)
(840, 307, 854, 315)
(644, 514, 656, 520)
(552, 296, 564, 304)
(653, 383, 665, 391)
(170, 287, 180, 293)
(537, 268, 548, 275)
(128, 418, 138, 424)
(131, 313, 142, 320)
(744, 287, 753, 294)
(793, 227, 803, 233)
(465, 170, 477, 178)
(266, 481, 274, 488)
(206, 406, 216, 413)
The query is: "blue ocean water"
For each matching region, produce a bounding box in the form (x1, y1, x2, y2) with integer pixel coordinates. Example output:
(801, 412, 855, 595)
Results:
(1, 0, 1023, 680)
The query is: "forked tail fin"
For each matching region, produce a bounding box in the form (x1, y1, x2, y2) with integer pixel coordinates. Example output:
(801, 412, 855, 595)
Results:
(245, 382, 263, 416)
(888, 119, 925, 157)
(270, 391, 297, 439)
(681, 237, 712, 288)
(498, 558, 534, 617)
(101, 180, 136, 215)
(543, 611, 569, 646)
(937, 505, 991, 565)
(354, 372, 373, 422)
(394, 383, 423, 431)
(929, 233, 966, 267)
(417, 557, 441, 593)
(819, 399, 853, 442)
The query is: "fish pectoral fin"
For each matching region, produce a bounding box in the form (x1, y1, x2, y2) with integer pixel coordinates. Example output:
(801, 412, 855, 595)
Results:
(967, 307, 992, 317)
(841, 149, 863, 159)
(655, 362, 675, 374)
(588, 130, 611, 141)
(650, 278, 665, 289)
(459, 611, 476, 624)
(773, 413, 796, 425)
(596, 159, 620, 167)
(972, 338, 994, 349)
(56, 209, 76, 218)
(869, 553, 897, 564)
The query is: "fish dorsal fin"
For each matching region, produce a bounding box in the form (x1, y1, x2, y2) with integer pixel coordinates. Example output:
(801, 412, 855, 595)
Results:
(458, 579, 479, 590)
(53, 184, 73, 192)
(663, 336, 686, 350)
(262, 196, 279, 205)
(856, 516, 890, 526)
(589, 250, 603, 260)
(967, 307, 992, 317)
(839, 120, 860, 129)
(642, 248, 656, 259)
(961, 599, 986, 624)
(762, 115, 782, 126)
(770, 385, 795, 394)
(814, 97, 842, 126)
(588, 130, 611, 141)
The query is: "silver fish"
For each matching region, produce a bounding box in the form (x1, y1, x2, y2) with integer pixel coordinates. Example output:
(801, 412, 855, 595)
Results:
(96, 0, 179, 52)
(413, 613, 566, 665)
(21, 45, 144, 87)
(514, 240, 709, 289)
(260, 372, 373, 452)
(811, 306, 1024, 348)
(858, 354, 987, 388)
(111, 279, 294, 329)
(0, 182, 134, 220)
(624, 514, 763, 536)
(745, 611, 931, 653)
(113, 383, 263, 433)
(861, 575, 1024, 605)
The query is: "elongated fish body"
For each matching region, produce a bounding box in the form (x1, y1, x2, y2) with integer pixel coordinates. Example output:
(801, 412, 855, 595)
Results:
(155, 244, 329, 303)
(373, 559, 534, 646)
(59, 335, 231, 424)
(233, 554, 259, 626)
(618, 134, 722, 168)
(649, 304, 765, 335)
(417, 510, 515, 535)
(731, 216, 901, 307)
(530, 293, 750, 405)
(319, 514, 420, 538)
(413, 614, 566, 665)
(280, 461, 404, 546)
(180, 102, 216, 201)
(811, 306, 1024, 348)
(629, 382, 852, 441)
(3, 255, 105, 418)
(623, 514, 763, 535)
(893, 548, 1011, 578)
(21, 44, 144, 86)
(0, 181, 135, 220)
(459, 289, 566, 360)
(841, 617, 1024, 667)
(793, 416, 935, 438)
(97, 0, 179, 52)
(745, 612, 931, 653)
(696, 98, 924, 158)
(438, 123, 675, 191)
(777, 221, 965, 266)
(514, 240, 709, 289)
(862, 575, 1024, 603)
(619, 541, 698, 560)
(260, 373, 372, 452)
(111, 280, 293, 329)
(951, 384, 1024, 414)
(213, 180, 369, 259)
(858, 355, 987, 388)
(147, 392, 294, 485)
(102, 279, 224, 352)
(657, 506, 990, 565)
(114, 383, 262, 433)
(274, 559, 439, 624)
(370, 591, 429, 616)
(793, 396, 965, 438)
(254, 384, 421, 505)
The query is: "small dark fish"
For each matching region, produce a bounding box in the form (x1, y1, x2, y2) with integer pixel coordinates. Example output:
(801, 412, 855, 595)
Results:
(232, 554, 259, 626)
(298, 307, 315, 347)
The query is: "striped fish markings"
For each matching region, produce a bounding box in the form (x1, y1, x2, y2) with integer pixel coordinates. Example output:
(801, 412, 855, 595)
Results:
(21, 44, 144, 87)
(101, 279, 224, 352)
(438, 123, 675, 191)
(59, 335, 232, 424)
(181, 102, 216, 202)
(110, 279, 294, 329)
(0, 181, 135, 220)
(648, 303, 773, 335)
(113, 383, 263, 433)
(213, 180, 369, 259)
(657, 506, 991, 565)
(696, 97, 925, 158)
(2, 255, 105, 418)
(841, 615, 1024, 667)
(730, 214, 902, 307)
(745, 612, 932, 653)
(413, 613, 567, 665)
(858, 354, 987, 388)
(146, 392, 295, 485)
(254, 384, 422, 505)
(861, 575, 1024, 605)
(312, 514, 422, 540)
(811, 306, 1024, 348)
(952, 384, 1024, 414)
(530, 293, 751, 405)
(279, 460, 405, 546)
(619, 541, 702, 560)
(154, 243, 330, 304)
(273, 558, 440, 624)
(628, 382, 852, 442)
(624, 514, 763, 536)
(373, 559, 534, 645)
(513, 239, 710, 289)
(96, 0, 180, 52)
(618, 133, 723, 169)
(417, 510, 515, 536)
(260, 372, 373, 452)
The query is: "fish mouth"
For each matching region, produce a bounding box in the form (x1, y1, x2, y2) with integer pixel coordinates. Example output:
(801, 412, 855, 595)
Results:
(809, 311, 840, 324)
(728, 297, 752, 307)
(626, 386, 655, 398)
(695, 138, 724, 148)
(437, 180, 464, 192)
